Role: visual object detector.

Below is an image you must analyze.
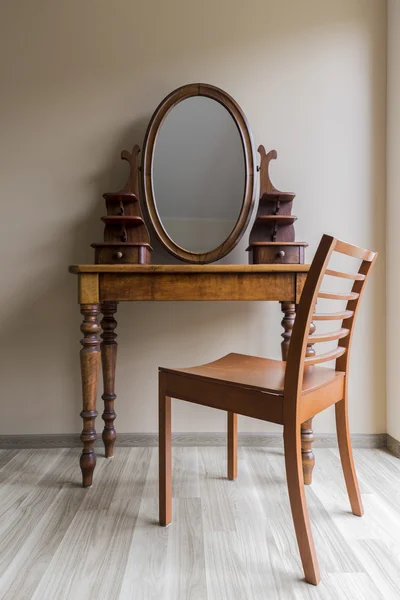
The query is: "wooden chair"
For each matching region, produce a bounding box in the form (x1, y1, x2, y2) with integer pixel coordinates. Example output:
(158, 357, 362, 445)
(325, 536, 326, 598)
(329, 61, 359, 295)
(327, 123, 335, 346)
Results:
(158, 234, 377, 585)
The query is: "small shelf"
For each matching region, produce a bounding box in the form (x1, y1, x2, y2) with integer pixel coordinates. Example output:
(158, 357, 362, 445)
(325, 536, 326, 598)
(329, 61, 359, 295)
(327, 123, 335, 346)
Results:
(255, 215, 297, 226)
(248, 241, 308, 247)
(103, 192, 138, 203)
(101, 216, 144, 227)
(259, 192, 295, 202)
(248, 147, 306, 264)
(92, 242, 152, 248)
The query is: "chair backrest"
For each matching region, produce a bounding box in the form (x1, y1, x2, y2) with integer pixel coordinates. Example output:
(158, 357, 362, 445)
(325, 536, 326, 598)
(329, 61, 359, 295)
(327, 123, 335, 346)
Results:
(284, 234, 378, 417)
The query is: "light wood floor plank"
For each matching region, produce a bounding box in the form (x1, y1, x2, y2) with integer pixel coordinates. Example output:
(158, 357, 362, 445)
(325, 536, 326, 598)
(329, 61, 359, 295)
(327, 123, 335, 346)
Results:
(201, 447, 291, 599)
(203, 531, 252, 600)
(198, 446, 269, 534)
(350, 540, 400, 600)
(119, 449, 170, 600)
(0, 449, 89, 599)
(0, 447, 398, 599)
(325, 573, 384, 600)
(0, 449, 63, 522)
(165, 498, 207, 600)
(336, 448, 400, 516)
(172, 446, 200, 499)
(311, 450, 400, 550)
(0, 450, 18, 470)
(31, 448, 151, 600)
(245, 447, 364, 576)
(0, 483, 86, 599)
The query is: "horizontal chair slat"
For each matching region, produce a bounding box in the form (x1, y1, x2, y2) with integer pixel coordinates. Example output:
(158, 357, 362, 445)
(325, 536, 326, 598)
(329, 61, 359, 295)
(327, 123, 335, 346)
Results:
(325, 269, 366, 281)
(313, 310, 354, 321)
(334, 240, 376, 261)
(318, 291, 359, 301)
(308, 328, 349, 343)
(304, 346, 346, 366)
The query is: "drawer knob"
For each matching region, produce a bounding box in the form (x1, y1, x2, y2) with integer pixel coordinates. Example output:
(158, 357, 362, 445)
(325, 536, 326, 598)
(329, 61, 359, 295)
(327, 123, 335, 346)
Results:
(114, 251, 123, 259)
(277, 250, 285, 258)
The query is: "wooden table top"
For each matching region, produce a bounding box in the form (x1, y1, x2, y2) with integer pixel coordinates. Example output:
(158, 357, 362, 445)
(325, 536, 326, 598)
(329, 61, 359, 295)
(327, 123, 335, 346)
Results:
(69, 264, 310, 275)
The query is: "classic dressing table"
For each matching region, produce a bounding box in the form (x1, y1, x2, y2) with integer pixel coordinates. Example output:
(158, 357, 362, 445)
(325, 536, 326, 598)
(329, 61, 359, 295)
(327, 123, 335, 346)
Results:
(69, 82, 316, 489)
(69, 263, 313, 488)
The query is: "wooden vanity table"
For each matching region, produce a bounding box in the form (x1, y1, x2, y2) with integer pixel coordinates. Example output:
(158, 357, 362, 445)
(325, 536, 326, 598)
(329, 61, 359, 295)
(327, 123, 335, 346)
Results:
(69, 263, 312, 488)
(70, 82, 316, 489)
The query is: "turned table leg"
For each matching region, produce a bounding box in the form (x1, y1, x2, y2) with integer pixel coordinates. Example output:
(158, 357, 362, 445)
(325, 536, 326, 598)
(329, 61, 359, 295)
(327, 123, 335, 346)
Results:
(100, 301, 118, 458)
(79, 304, 101, 488)
(280, 301, 316, 485)
(303, 320, 316, 484)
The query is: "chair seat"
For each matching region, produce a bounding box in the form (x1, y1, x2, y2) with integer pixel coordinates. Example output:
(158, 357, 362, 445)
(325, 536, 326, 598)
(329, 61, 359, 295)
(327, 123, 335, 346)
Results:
(160, 352, 345, 395)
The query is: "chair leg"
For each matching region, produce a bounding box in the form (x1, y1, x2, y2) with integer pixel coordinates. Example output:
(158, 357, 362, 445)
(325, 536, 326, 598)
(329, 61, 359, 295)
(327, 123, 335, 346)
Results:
(227, 412, 237, 480)
(159, 384, 172, 527)
(335, 398, 363, 517)
(284, 424, 320, 586)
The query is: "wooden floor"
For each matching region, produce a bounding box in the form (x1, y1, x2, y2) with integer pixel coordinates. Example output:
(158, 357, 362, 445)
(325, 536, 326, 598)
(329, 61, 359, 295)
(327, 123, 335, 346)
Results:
(0, 447, 399, 599)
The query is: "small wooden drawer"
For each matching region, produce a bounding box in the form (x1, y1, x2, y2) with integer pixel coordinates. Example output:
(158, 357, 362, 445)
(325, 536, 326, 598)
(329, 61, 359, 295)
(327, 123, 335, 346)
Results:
(92, 244, 152, 265)
(249, 244, 306, 265)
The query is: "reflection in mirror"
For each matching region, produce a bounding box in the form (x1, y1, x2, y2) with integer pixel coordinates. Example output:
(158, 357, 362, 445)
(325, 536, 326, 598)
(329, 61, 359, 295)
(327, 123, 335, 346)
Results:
(152, 97, 245, 253)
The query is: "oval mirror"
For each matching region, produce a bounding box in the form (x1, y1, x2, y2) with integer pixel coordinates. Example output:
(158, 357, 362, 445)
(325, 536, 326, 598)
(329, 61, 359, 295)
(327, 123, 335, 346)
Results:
(142, 84, 256, 263)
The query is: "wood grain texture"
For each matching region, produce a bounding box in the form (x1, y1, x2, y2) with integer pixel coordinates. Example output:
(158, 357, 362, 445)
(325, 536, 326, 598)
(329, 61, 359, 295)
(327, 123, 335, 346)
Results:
(78, 274, 99, 304)
(69, 264, 310, 274)
(0, 449, 18, 468)
(0, 449, 64, 525)
(171, 446, 201, 499)
(0, 447, 397, 599)
(31, 448, 151, 600)
(0, 449, 91, 600)
(249, 448, 366, 572)
(119, 450, 170, 600)
(164, 498, 208, 599)
(99, 272, 299, 302)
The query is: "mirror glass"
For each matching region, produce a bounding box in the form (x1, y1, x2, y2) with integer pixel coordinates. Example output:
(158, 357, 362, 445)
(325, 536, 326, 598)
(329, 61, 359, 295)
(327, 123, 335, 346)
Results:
(152, 97, 246, 253)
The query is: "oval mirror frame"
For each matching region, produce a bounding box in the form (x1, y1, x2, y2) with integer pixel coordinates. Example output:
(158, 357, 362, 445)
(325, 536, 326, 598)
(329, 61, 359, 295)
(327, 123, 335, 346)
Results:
(141, 83, 256, 263)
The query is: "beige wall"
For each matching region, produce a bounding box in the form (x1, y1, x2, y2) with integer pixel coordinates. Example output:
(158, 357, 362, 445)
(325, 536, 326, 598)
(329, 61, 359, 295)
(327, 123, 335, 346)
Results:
(387, 0, 400, 441)
(0, 0, 386, 435)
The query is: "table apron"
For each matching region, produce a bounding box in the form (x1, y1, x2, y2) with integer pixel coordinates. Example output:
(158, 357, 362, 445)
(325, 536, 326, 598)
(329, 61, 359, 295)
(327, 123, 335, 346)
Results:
(96, 272, 306, 302)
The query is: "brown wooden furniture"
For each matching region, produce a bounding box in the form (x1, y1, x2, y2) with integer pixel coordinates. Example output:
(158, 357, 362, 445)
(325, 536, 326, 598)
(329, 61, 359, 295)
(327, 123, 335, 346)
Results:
(92, 145, 152, 265)
(247, 146, 307, 265)
(69, 263, 312, 487)
(72, 82, 320, 495)
(158, 234, 377, 585)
